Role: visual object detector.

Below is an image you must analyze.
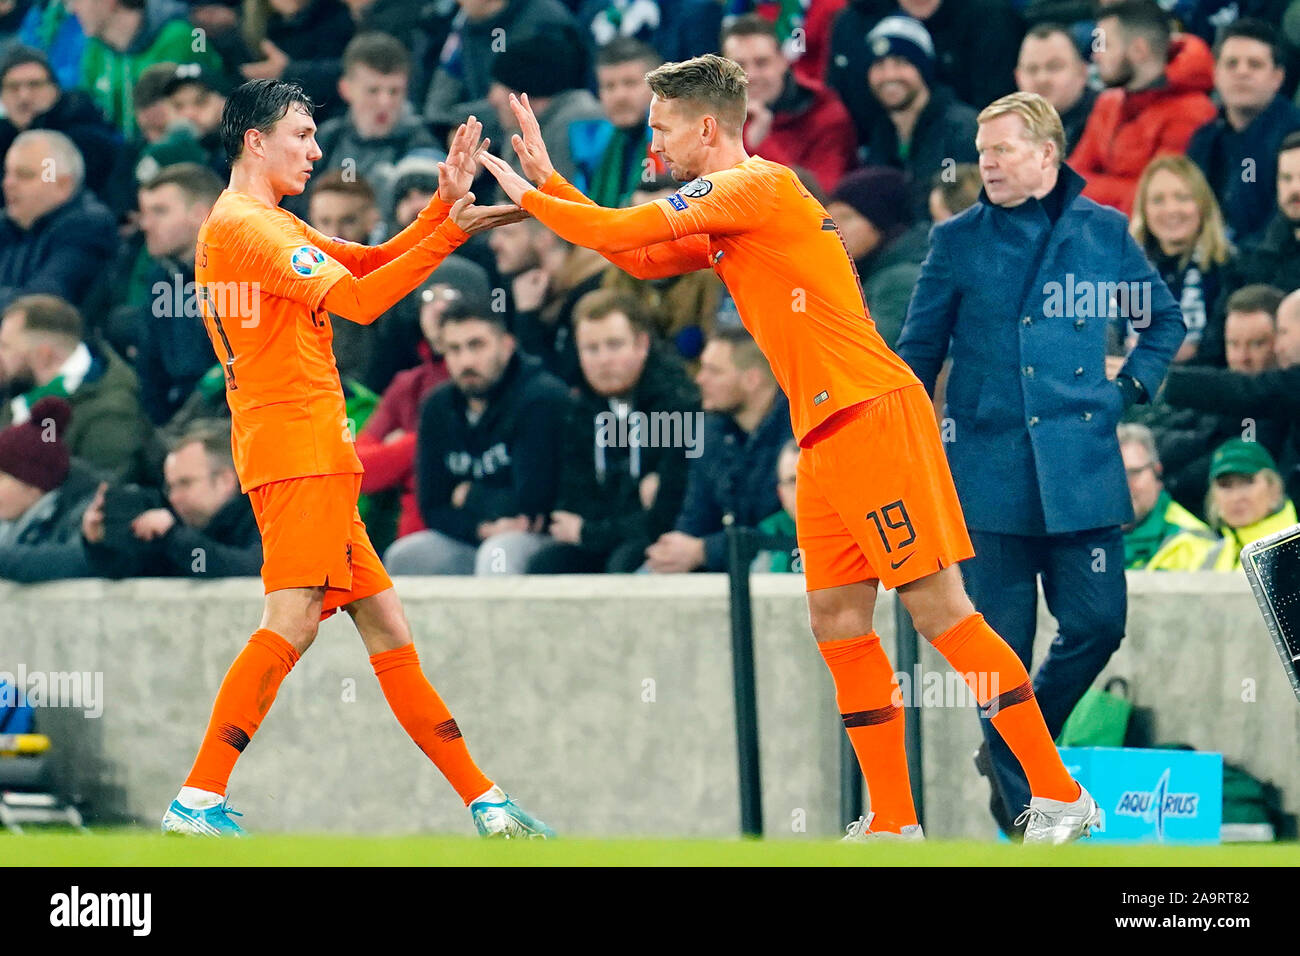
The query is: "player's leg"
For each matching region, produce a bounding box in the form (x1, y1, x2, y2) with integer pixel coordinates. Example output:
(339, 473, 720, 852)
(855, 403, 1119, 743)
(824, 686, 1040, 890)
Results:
(342, 510, 553, 837)
(162, 585, 324, 834)
(798, 449, 918, 835)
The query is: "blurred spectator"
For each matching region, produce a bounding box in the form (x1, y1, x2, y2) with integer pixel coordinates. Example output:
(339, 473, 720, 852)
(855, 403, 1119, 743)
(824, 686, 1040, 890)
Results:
(0, 294, 152, 481)
(100, 61, 210, 221)
(309, 32, 441, 220)
(1161, 287, 1300, 506)
(1147, 438, 1297, 570)
(80, 419, 263, 576)
(1118, 422, 1214, 569)
(487, 29, 603, 186)
(15, 0, 86, 90)
(898, 92, 1185, 835)
(827, 166, 929, 348)
(1128, 155, 1234, 364)
(161, 62, 231, 179)
(69, 0, 223, 137)
(0, 395, 99, 581)
(644, 325, 790, 573)
(599, 172, 723, 364)
(570, 36, 664, 208)
(1207, 132, 1300, 364)
(385, 153, 439, 238)
(721, 13, 855, 194)
(827, 0, 1023, 147)
(1069, 1, 1216, 215)
(858, 16, 978, 216)
(488, 217, 605, 386)
(1129, 284, 1289, 515)
(386, 299, 569, 574)
(0, 45, 121, 197)
(1015, 23, 1097, 154)
(927, 161, 982, 223)
(755, 437, 799, 573)
(423, 0, 588, 133)
(135, 162, 224, 424)
(236, 0, 355, 121)
(1183, 0, 1300, 100)
(356, 260, 489, 546)
(528, 289, 698, 573)
(0, 129, 117, 312)
(306, 170, 384, 385)
(1187, 19, 1300, 248)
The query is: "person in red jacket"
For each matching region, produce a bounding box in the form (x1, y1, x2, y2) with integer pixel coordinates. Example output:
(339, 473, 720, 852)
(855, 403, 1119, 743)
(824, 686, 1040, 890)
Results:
(354, 257, 491, 541)
(721, 13, 857, 194)
(1069, 1, 1216, 216)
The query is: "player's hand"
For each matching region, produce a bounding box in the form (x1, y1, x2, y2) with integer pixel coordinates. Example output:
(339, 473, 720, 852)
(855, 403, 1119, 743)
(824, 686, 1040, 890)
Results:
(131, 508, 176, 541)
(548, 510, 582, 544)
(511, 268, 549, 312)
(437, 115, 490, 203)
(448, 193, 531, 235)
(81, 482, 108, 544)
(451, 481, 471, 509)
(508, 92, 556, 187)
(478, 152, 535, 206)
(645, 531, 705, 573)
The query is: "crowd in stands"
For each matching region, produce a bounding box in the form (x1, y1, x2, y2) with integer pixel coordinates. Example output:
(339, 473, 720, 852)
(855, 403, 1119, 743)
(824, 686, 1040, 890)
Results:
(2, 0, 1300, 585)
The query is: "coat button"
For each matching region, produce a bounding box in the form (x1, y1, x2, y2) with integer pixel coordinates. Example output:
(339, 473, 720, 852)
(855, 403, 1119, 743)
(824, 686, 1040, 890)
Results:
(1028, 416, 1040, 426)
(1081, 411, 1093, 421)
(1022, 316, 1032, 327)
(1024, 365, 1035, 377)
(1074, 318, 1085, 330)
(1075, 367, 1084, 376)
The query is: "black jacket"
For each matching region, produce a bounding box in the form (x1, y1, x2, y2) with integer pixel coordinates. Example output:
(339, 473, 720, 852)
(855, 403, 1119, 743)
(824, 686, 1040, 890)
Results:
(0, 91, 122, 199)
(415, 350, 571, 544)
(555, 347, 700, 554)
(675, 391, 793, 571)
(1187, 95, 1300, 248)
(0, 459, 102, 582)
(1060, 86, 1098, 157)
(861, 85, 979, 216)
(83, 489, 262, 578)
(1206, 215, 1300, 366)
(1162, 362, 1300, 506)
(0, 188, 118, 312)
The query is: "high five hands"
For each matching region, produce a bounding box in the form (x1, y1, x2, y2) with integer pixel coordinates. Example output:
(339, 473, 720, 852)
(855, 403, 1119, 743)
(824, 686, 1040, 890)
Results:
(434, 114, 532, 235)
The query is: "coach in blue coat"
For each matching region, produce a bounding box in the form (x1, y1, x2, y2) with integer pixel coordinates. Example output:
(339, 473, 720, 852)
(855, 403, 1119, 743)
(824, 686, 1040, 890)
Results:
(897, 92, 1185, 835)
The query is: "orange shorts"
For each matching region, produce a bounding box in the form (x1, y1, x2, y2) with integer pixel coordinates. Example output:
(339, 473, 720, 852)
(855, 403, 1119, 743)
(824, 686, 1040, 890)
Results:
(797, 384, 974, 592)
(248, 473, 393, 618)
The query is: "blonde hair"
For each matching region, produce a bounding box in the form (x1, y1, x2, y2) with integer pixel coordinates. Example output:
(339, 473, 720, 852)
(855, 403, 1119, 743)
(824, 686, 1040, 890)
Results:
(1130, 155, 1234, 270)
(1205, 469, 1285, 528)
(645, 54, 748, 135)
(977, 92, 1065, 166)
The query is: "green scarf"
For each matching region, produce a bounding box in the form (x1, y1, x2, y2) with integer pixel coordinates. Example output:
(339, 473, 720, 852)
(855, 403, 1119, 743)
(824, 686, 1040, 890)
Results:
(589, 126, 645, 209)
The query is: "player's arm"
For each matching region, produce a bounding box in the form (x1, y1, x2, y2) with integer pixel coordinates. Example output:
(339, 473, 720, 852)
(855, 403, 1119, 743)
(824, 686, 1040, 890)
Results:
(536, 171, 711, 279)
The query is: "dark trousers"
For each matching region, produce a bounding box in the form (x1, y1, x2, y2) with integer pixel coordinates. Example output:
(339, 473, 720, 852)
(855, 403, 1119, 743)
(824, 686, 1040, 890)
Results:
(527, 538, 649, 573)
(961, 526, 1127, 829)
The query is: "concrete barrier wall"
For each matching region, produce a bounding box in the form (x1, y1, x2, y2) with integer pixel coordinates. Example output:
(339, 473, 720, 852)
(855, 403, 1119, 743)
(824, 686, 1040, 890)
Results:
(1, 572, 1295, 841)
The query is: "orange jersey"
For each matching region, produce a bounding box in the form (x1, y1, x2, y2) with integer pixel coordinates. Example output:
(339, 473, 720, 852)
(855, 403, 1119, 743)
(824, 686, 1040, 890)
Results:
(522, 157, 919, 443)
(195, 189, 467, 491)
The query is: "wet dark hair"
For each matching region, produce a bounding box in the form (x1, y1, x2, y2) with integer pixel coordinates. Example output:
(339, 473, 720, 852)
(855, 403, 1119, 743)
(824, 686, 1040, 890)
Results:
(220, 78, 316, 163)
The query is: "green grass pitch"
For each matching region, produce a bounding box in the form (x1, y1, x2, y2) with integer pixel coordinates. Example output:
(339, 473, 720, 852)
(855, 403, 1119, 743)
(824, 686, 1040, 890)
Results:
(5, 831, 1299, 866)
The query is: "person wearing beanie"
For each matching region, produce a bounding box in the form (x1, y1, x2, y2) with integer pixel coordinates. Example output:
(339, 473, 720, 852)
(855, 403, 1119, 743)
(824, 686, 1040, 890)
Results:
(860, 15, 979, 217)
(827, 165, 930, 348)
(0, 44, 122, 199)
(0, 395, 100, 582)
(721, 14, 857, 194)
(487, 30, 605, 188)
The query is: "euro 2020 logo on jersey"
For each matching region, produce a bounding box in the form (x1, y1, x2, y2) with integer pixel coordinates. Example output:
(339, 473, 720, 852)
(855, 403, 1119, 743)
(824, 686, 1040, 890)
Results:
(290, 246, 327, 278)
(679, 178, 713, 199)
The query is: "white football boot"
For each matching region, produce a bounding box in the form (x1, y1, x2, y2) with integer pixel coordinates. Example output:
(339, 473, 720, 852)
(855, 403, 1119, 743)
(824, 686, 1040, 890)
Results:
(842, 812, 925, 842)
(1015, 784, 1104, 845)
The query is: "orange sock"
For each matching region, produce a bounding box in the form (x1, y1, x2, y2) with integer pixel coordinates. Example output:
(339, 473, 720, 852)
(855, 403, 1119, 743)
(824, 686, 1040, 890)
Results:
(931, 613, 1080, 803)
(184, 628, 300, 795)
(370, 644, 492, 805)
(818, 633, 917, 832)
